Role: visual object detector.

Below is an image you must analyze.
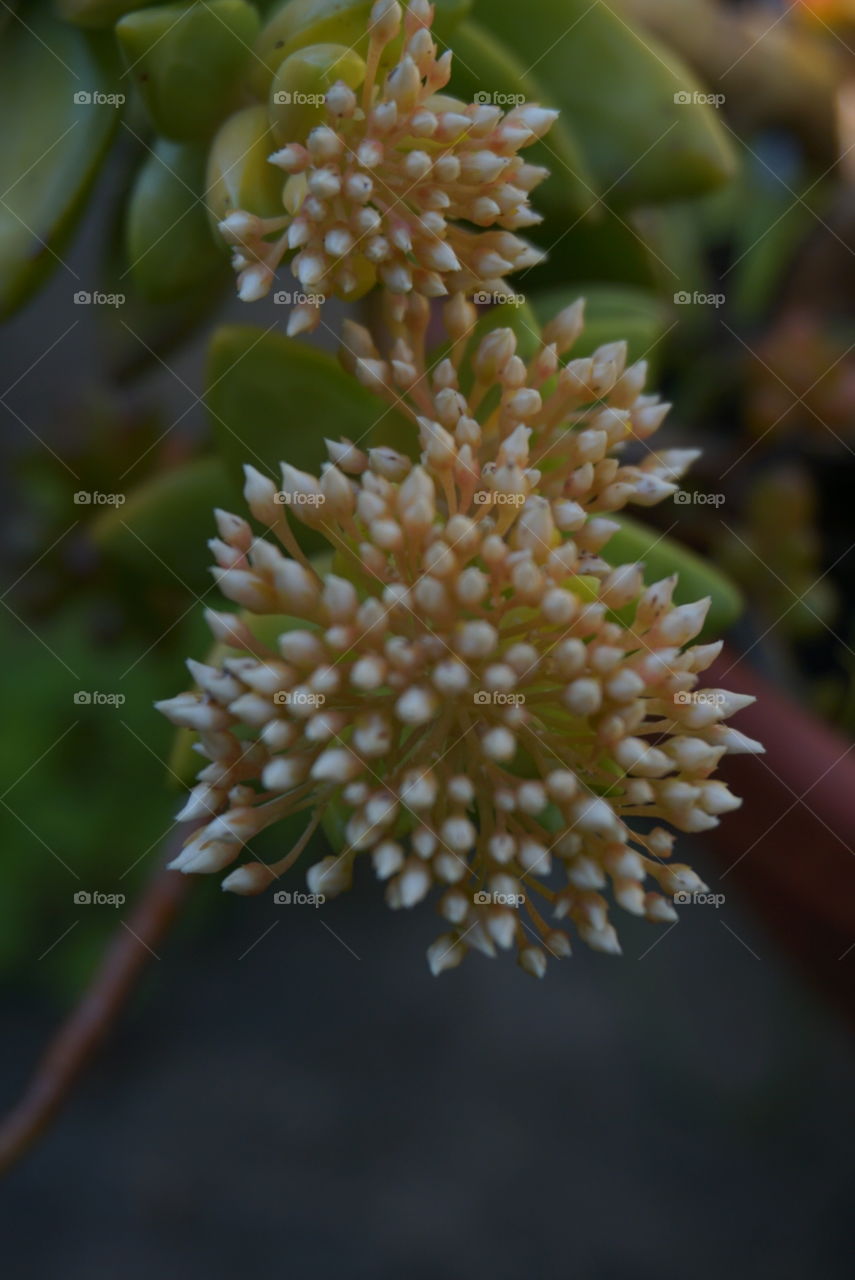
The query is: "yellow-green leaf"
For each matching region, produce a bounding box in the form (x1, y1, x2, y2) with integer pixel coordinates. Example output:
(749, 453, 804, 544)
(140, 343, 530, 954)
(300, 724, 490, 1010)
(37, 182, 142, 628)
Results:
(116, 0, 261, 141)
(126, 139, 229, 301)
(0, 5, 119, 319)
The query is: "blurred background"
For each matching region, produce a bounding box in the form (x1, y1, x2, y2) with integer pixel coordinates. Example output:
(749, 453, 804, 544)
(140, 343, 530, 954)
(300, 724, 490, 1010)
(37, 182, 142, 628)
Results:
(2, 0, 855, 1271)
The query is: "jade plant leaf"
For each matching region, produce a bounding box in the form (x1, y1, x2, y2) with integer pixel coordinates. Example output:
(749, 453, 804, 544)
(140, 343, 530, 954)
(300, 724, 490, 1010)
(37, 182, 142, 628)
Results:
(58, 0, 152, 28)
(531, 284, 671, 374)
(604, 513, 743, 638)
(0, 4, 120, 320)
(446, 18, 596, 219)
(92, 455, 235, 593)
(472, 0, 737, 207)
(116, 0, 261, 141)
(206, 324, 412, 503)
(126, 139, 229, 301)
(251, 0, 472, 95)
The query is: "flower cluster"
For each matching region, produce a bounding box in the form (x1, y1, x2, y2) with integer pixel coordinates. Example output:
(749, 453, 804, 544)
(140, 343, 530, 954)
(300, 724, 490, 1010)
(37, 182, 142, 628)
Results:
(157, 297, 762, 975)
(220, 0, 554, 333)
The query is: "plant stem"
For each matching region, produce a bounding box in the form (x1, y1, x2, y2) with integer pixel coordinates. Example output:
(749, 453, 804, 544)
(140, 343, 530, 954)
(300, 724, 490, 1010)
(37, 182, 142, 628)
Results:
(0, 832, 194, 1178)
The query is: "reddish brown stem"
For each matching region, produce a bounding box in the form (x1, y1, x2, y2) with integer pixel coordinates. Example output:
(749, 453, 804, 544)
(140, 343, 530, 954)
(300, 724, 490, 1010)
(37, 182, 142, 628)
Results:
(0, 840, 193, 1178)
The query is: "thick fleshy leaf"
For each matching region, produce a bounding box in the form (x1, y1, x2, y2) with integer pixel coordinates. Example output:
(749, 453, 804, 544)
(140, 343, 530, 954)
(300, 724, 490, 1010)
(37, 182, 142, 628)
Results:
(58, 0, 151, 28)
(116, 0, 261, 141)
(126, 139, 229, 301)
(531, 284, 671, 373)
(0, 5, 119, 320)
(206, 322, 412, 496)
(473, 0, 736, 207)
(206, 104, 285, 222)
(92, 455, 235, 593)
(251, 0, 472, 95)
(604, 513, 744, 637)
(446, 18, 596, 218)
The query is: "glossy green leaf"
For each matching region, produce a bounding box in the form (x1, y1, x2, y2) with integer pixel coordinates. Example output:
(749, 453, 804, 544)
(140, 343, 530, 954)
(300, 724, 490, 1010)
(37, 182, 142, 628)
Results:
(126, 139, 229, 301)
(58, 0, 152, 29)
(92, 454, 235, 593)
(269, 42, 366, 144)
(0, 6, 119, 320)
(604, 513, 743, 637)
(473, 0, 737, 207)
(206, 323, 413, 507)
(251, 0, 472, 95)
(206, 104, 285, 221)
(531, 284, 670, 373)
(446, 18, 596, 219)
(116, 0, 261, 141)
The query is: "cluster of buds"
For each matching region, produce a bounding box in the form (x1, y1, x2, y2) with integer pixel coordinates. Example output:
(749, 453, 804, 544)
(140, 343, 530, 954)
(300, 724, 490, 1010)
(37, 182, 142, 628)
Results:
(220, 0, 553, 332)
(158, 298, 762, 975)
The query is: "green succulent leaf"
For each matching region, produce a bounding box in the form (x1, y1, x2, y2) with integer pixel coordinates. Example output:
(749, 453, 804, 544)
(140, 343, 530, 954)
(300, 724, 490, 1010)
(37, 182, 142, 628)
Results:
(446, 18, 596, 219)
(531, 284, 671, 374)
(58, 0, 152, 29)
(604, 513, 744, 637)
(206, 323, 412, 506)
(0, 4, 120, 320)
(251, 0, 472, 95)
(91, 454, 235, 593)
(126, 139, 230, 301)
(206, 104, 285, 221)
(473, 0, 737, 207)
(116, 0, 261, 141)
